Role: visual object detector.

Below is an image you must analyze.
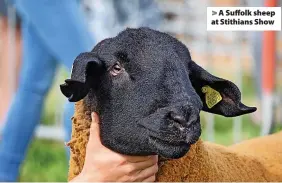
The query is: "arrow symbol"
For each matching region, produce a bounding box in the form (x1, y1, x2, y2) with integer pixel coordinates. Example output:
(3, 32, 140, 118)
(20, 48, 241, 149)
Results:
(212, 11, 217, 15)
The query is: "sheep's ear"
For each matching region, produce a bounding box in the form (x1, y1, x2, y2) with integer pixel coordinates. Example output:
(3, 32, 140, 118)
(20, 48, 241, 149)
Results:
(60, 52, 102, 102)
(188, 61, 256, 117)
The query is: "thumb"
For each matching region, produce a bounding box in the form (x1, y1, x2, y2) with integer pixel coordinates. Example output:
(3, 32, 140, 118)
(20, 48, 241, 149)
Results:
(87, 112, 102, 147)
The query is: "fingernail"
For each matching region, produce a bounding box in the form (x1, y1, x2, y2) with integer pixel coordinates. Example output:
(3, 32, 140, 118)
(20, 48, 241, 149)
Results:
(91, 112, 95, 122)
(152, 155, 158, 162)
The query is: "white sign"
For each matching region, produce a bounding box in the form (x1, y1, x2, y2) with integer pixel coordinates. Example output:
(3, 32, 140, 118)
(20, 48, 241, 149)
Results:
(207, 7, 281, 31)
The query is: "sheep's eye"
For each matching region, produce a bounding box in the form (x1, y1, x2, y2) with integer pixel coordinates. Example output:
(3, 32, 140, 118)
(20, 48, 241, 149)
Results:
(110, 62, 123, 76)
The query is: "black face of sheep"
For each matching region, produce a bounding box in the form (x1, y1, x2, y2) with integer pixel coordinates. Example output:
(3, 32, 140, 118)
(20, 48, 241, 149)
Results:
(60, 27, 256, 159)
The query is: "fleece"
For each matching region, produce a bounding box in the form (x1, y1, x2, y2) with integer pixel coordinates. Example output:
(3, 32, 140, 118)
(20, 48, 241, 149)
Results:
(157, 133, 282, 181)
(67, 101, 91, 181)
(67, 100, 282, 182)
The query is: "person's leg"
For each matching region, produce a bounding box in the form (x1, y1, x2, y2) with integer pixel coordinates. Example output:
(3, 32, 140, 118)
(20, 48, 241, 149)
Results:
(0, 16, 11, 123)
(0, 20, 56, 181)
(0, 16, 22, 123)
(13, 0, 95, 157)
(14, 21, 22, 89)
(14, 0, 94, 68)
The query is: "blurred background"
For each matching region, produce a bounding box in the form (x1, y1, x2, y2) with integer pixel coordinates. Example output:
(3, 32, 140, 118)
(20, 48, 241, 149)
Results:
(0, 0, 281, 181)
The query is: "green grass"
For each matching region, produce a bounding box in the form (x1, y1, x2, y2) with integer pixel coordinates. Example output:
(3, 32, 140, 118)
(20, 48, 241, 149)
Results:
(16, 71, 280, 181)
(20, 139, 68, 182)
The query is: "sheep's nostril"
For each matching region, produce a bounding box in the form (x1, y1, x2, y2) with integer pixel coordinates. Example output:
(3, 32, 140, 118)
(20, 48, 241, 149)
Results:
(168, 111, 187, 126)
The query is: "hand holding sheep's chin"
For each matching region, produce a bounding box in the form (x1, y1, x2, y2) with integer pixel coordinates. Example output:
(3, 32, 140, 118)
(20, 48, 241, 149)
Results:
(70, 112, 158, 182)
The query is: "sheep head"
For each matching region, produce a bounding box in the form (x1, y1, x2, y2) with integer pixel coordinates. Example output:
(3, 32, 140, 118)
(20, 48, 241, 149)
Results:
(60, 27, 256, 159)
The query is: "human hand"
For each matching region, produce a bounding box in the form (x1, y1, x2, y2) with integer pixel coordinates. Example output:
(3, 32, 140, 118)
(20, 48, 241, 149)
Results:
(71, 112, 158, 182)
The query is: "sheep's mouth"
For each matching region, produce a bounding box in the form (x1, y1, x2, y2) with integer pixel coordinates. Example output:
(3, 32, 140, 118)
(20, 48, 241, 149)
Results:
(149, 136, 187, 147)
(145, 122, 201, 159)
(148, 136, 191, 159)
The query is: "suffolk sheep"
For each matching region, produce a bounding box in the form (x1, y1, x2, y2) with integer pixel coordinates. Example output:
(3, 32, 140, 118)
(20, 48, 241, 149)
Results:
(60, 27, 282, 181)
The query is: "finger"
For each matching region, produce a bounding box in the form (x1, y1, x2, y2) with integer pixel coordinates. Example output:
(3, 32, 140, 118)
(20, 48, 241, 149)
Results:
(125, 156, 158, 173)
(142, 175, 156, 182)
(88, 112, 102, 147)
(125, 155, 158, 163)
(135, 164, 158, 181)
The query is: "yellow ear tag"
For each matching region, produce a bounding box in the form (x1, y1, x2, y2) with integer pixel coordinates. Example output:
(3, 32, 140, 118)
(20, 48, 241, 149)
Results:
(201, 85, 222, 109)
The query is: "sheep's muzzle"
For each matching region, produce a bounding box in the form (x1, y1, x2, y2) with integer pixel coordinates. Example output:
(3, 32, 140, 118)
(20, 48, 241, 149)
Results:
(137, 101, 201, 158)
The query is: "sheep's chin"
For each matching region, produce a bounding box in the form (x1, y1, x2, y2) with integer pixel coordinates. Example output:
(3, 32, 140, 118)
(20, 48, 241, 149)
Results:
(149, 136, 193, 159)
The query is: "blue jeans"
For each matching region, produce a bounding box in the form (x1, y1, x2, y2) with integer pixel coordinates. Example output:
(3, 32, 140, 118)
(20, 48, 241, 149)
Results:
(0, 0, 94, 181)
